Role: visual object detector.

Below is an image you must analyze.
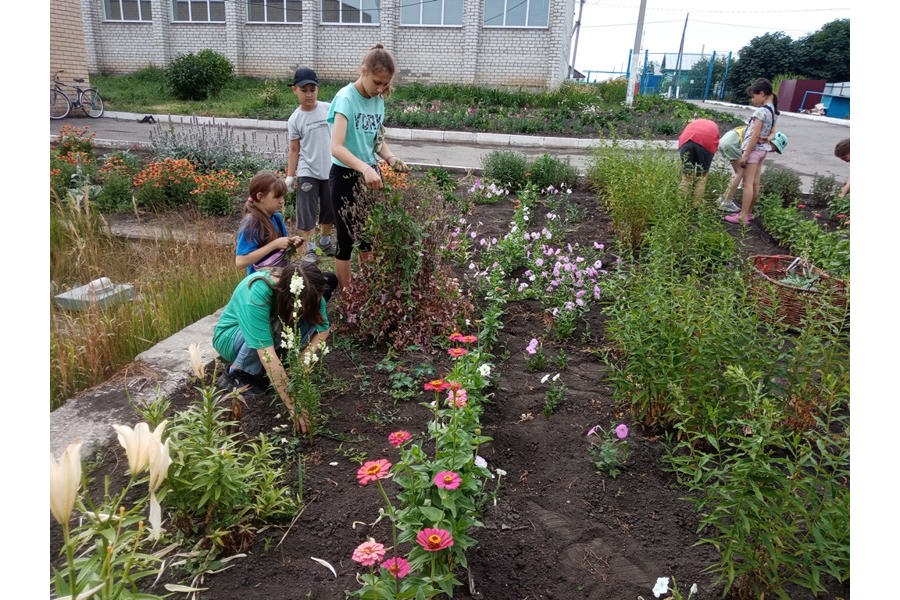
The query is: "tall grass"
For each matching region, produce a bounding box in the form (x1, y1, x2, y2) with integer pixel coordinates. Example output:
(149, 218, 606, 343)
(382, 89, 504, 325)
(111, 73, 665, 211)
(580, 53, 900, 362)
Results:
(50, 196, 242, 409)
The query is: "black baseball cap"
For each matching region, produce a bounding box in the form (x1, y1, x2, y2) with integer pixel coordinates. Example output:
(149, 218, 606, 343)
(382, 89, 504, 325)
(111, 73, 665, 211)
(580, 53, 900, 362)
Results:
(289, 67, 318, 87)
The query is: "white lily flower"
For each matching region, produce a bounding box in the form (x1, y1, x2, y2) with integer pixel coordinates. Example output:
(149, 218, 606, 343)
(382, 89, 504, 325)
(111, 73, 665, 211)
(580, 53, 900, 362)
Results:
(148, 437, 172, 493)
(113, 420, 166, 476)
(187, 343, 205, 380)
(652, 576, 670, 598)
(50, 441, 82, 525)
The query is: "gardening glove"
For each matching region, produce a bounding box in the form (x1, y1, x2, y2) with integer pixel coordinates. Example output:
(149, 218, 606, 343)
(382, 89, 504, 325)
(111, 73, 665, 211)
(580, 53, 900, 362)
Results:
(389, 158, 410, 173)
(284, 175, 295, 189)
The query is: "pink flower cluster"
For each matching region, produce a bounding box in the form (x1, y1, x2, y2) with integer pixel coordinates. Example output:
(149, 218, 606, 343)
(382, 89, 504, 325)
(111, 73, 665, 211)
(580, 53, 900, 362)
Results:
(351, 540, 412, 579)
(447, 387, 468, 408)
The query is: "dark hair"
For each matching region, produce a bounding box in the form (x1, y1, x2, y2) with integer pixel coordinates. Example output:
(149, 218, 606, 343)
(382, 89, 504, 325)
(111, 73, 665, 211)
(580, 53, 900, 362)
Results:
(834, 138, 850, 159)
(746, 78, 780, 115)
(361, 43, 396, 98)
(267, 262, 326, 328)
(241, 170, 289, 247)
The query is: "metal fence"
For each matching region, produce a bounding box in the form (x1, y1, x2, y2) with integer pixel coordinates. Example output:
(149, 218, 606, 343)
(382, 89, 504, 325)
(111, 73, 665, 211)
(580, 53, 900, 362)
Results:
(580, 50, 736, 101)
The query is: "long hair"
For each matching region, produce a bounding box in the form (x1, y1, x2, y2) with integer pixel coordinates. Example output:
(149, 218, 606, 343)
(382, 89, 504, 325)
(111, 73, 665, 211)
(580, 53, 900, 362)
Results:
(361, 43, 396, 98)
(240, 170, 288, 246)
(267, 262, 326, 328)
(746, 78, 780, 115)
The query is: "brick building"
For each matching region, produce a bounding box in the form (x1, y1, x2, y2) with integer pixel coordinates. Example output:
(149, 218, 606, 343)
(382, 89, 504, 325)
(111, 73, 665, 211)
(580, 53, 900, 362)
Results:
(50, 0, 92, 87)
(66, 0, 576, 89)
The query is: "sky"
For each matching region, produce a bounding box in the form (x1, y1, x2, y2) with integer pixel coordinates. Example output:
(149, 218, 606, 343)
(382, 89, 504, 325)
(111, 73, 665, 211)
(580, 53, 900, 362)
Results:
(571, 0, 851, 80)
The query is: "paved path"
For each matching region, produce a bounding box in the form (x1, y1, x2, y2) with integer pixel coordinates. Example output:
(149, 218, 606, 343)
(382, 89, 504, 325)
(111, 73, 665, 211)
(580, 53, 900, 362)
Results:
(51, 103, 849, 192)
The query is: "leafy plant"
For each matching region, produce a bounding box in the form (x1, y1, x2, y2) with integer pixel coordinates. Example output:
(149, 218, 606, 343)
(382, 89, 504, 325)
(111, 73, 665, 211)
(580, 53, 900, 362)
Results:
(527, 153, 578, 190)
(167, 49, 234, 100)
(133, 157, 198, 209)
(760, 166, 802, 204)
(160, 384, 300, 562)
(482, 150, 529, 191)
(190, 169, 241, 216)
(541, 373, 565, 416)
(808, 172, 839, 207)
(586, 422, 630, 478)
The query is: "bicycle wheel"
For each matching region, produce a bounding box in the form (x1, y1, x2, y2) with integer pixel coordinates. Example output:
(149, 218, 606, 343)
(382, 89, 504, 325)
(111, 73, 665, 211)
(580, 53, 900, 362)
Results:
(80, 88, 104, 118)
(50, 88, 71, 120)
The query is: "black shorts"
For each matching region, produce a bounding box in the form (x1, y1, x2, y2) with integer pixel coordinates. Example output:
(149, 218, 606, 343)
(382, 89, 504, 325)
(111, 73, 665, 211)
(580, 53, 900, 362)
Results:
(679, 140, 714, 175)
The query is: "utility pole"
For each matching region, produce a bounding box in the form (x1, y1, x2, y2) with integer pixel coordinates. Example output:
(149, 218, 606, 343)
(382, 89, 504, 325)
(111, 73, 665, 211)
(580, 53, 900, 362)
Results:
(625, 0, 648, 106)
(672, 13, 689, 99)
(570, 0, 586, 79)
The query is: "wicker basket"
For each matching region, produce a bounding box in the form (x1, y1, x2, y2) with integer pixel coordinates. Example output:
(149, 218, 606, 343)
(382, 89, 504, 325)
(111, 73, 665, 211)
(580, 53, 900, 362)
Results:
(748, 255, 848, 329)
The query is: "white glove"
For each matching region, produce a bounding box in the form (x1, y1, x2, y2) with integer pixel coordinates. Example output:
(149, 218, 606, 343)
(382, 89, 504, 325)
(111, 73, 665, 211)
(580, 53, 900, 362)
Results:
(285, 176, 295, 189)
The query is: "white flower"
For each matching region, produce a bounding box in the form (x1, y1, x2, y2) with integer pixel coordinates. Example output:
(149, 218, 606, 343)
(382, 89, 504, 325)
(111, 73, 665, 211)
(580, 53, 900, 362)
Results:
(652, 576, 670, 598)
(113, 421, 166, 476)
(474, 455, 487, 469)
(290, 272, 305, 296)
(552, 373, 560, 382)
(187, 343, 204, 380)
(495, 468, 507, 477)
(478, 363, 492, 378)
(50, 441, 82, 525)
(541, 374, 550, 384)
(689, 583, 698, 596)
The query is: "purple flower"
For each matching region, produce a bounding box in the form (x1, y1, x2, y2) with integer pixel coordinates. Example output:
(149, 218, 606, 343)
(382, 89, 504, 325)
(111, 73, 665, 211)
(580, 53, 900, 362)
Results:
(526, 338, 539, 354)
(615, 424, 629, 439)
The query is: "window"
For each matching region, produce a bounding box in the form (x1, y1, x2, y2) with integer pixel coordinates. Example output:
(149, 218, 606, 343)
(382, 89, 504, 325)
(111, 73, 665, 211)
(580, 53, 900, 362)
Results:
(400, 0, 462, 26)
(104, 0, 152, 21)
(322, 0, 379, 24)
(484, 0, 549, 27)
(248, 0, 302, 22)
(173, 0, 225, 22)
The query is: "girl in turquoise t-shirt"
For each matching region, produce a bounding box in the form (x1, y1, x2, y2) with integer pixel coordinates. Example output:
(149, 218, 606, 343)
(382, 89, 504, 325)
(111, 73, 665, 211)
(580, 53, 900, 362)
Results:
(327, 44, 410, 293)
(213, 262, 331, 433)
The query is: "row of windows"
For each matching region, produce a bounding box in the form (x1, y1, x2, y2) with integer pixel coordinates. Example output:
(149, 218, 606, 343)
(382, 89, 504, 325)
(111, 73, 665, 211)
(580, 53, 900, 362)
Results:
(103, 0, 550, 27)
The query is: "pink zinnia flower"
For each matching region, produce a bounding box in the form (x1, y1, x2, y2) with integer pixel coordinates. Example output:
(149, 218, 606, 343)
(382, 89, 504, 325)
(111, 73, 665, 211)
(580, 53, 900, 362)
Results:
(457, 334, 478, 344)
(352, 539, 386, 566)
(615, 424, 629, 439)
(448, 347, 468, 358)
(447, 388, 468, 408)
(449, 331, 463, 342)
(434, 470, 462, 490)
(424, 379, 450, 392)
(416, 528, 454, 551)
(814, 213, 822, 218)
(357, 459, 392, 485)
(381, 556, 411, 578)
(797, 203, 807, 209)
(388, 430, 412, 447)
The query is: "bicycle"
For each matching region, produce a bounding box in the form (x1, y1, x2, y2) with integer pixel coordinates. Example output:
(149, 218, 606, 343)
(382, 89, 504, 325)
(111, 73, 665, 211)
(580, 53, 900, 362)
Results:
(50, 70, 105, 120)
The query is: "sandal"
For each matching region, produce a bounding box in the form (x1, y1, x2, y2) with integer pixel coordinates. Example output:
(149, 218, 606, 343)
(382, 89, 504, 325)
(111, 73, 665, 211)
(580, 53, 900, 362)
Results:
(724, 213, 753, 225)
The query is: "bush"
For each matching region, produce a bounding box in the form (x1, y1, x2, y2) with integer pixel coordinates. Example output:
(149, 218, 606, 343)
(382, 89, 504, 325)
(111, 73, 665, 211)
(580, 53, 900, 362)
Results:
(482, 150, 529, 191)
(133, 158, 198, 209)
(527, 153, 578, 190)
(95, 173, 134, 213)
(167, 49, 234, 101)
(808, 172, 839, 207)
(760, 166, 802, 204)
(191, 169, 241, 216)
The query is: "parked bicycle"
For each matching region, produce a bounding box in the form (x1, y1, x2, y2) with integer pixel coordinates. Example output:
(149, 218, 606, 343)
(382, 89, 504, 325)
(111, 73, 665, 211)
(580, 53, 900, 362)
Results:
(50, 70, 105, 120)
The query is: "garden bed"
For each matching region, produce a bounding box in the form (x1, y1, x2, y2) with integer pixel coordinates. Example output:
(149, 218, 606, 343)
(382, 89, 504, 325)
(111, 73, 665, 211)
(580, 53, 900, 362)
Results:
(51, 180, 848, 599)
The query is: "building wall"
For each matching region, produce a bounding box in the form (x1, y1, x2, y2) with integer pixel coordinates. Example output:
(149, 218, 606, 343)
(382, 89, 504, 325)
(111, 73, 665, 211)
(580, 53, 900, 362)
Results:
(77, 0, 575, 89)
(50, 0, 91, 87)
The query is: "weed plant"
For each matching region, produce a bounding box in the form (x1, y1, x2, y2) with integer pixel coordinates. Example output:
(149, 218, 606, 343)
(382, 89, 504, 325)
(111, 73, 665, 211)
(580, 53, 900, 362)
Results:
(481, 150, 529, 191)
(527, 153, 579, 190)
(808, 172, 839, 207)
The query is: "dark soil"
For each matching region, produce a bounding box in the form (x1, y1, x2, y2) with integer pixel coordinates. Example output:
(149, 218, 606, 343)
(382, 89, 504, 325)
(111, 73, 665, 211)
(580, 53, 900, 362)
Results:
(52, 181, 849, 600)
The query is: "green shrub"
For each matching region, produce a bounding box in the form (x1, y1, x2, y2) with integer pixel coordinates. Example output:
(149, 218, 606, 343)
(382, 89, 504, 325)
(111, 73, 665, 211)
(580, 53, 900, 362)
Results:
(95, 173, 134, 213)
(808, 172, 839, 207)
(826, 192, 850, 225)
(167, 49, 234, 101)
(482, 150, 529, 191)
(760, 166, 801, 204)
(527, 153, 578, 190)
(595, 78, 627, 103)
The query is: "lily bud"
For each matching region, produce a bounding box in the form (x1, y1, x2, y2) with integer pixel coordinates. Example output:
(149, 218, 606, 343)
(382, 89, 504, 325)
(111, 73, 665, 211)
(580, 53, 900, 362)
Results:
(50, 441, 83, 525)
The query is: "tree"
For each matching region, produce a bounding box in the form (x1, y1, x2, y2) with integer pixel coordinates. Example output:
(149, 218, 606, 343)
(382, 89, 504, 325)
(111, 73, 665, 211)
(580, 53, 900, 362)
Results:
(725, 32, 797, 102)
(794, 19, 850, 82)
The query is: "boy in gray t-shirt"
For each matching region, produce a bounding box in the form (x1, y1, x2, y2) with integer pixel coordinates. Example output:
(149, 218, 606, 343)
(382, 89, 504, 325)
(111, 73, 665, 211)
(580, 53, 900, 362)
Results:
(285, 67, 335, 263)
